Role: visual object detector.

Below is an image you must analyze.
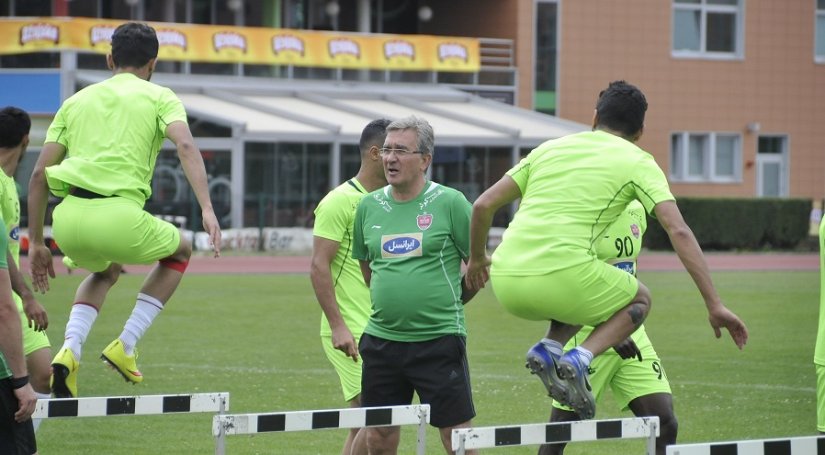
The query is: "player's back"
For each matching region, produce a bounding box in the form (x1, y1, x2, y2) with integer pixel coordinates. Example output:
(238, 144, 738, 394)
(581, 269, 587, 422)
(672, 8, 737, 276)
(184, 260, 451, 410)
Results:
(493, 131, 654, 275)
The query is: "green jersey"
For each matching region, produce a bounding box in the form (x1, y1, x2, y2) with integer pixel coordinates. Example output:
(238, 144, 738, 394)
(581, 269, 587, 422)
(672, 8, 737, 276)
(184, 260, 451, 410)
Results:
(815, 218, 825, 364)
(44, 72, 188, 205)
(571, 201, 650, 345)
(0, 172, 20, 266)
(492, 131, 673, 275)
(0, 172, 24, 312)
(353, 182, 472, 342)
(313, 178, 372, 337)
(0, 218, 10, 380)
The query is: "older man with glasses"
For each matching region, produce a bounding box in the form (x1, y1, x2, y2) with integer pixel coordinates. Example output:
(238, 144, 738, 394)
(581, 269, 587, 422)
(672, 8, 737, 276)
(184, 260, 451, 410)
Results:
(352, 115, 480, 455)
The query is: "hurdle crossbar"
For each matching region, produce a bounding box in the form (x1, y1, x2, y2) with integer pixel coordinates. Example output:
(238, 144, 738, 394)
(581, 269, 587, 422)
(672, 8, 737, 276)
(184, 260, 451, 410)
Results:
(666, 435, 825, 455)
(33, 392, 229, 419)
(452, 416, 660, 455)
(213, 404, 430, 455)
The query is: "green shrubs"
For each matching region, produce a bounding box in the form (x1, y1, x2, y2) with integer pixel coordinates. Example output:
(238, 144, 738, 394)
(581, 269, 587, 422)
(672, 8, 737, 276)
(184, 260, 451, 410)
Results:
(643, 198, 812, 250)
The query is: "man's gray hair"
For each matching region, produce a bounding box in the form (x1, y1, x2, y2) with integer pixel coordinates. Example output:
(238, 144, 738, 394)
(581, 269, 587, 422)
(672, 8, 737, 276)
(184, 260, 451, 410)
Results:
(387, 115, 435, 156)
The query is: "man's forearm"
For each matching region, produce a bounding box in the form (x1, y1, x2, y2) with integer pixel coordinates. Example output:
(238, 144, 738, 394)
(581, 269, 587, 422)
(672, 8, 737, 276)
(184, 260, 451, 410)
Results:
(27, 169, 49, 243)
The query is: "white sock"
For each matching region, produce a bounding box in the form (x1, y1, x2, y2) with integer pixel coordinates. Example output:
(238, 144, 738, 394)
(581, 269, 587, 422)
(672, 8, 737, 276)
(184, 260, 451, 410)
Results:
(63, 304, 99, 360)
(31, 391, 50, 432)
(120, 293, 163, 355)
(572, 346, 594, 368)
(540, 338, 564, 357)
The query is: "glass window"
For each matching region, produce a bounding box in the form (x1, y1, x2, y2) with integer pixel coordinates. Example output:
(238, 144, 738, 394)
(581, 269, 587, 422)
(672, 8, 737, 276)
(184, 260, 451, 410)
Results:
(817, 1, 825, 61)
(687, 135, 706, 177)
(706, 12, 736, 52)
(534, 1, 559, 115)
(670, 132, 741, 182)
(244, 142, 331, 227)
(674, 10, 701, 51)
(714, 135, 737, 177)
(672, 0, 742, 57)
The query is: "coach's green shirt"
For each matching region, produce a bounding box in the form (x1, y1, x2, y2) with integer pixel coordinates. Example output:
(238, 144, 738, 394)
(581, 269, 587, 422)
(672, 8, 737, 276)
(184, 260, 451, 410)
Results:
(815, 219, 825, 365)
(0, 218, 11, 380)
(44, 72, 188, 205)
(313, 178, 372, 337)
(492, 130, 674, 276)
(353, 182, 471, 342)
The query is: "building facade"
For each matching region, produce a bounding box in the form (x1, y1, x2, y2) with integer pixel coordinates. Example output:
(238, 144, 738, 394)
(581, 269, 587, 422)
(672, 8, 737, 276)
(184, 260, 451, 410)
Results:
(1, 0, 822, 230)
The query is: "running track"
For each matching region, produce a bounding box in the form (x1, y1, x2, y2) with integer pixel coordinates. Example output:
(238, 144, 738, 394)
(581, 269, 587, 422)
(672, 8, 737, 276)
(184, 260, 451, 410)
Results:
(20, 252, 820, 275)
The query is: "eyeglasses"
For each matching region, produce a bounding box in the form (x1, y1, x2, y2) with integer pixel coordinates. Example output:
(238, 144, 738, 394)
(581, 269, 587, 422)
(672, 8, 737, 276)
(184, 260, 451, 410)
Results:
(379, 147, 424, 157)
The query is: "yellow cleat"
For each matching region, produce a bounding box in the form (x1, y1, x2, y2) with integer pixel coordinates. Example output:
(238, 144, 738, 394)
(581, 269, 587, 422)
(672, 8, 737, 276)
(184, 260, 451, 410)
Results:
(100, 339, 143, 384)
(51, 347, 79, 398)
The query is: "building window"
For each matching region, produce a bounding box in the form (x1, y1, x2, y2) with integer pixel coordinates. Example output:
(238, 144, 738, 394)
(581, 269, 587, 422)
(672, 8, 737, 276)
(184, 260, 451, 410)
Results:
(534, 0, 559, 115)
(817, 0, 825, 62)
(672, 0, 743, 59)
(670, 132, 741, 182)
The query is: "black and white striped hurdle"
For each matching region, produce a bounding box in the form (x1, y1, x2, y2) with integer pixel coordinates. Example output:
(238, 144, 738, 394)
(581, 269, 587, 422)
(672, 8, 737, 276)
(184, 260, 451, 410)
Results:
(666, 435, 825, 455)
(33, 392, 229, 419)
(213, 404, 430, 455)
(34, 392, 230, 453)
(452, 416, 660, 455)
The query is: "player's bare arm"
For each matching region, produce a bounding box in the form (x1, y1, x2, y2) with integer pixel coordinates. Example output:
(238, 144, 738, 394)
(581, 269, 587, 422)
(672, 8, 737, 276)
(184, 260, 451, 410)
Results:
(27, 141, 66, 293)
(467, 175, 522, 291)
(311, 236, 358, 361)
(166, 121, 222, 257)
(5, 251, 47, 331)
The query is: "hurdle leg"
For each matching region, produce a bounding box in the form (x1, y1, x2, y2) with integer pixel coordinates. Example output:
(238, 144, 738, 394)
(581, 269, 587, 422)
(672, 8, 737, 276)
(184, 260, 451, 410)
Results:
(215, 398, 226, 455)
(455, 433, 466, 455)
(646, 418, 658, 455)
(416, 406, 427, 455)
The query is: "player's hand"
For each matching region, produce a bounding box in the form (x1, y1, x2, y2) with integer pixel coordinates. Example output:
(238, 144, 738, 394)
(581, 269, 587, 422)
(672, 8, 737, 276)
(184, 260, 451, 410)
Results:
(28, 243, 55, 293)
(331, 325, 359, 362)
(201, 208, 222, 258)
(465, 255, 491, 291)
(708, 304, 749, 350)
(23, 296, 48, 331)
(612, 337, 642, 361)
(13, 382, 37, 423)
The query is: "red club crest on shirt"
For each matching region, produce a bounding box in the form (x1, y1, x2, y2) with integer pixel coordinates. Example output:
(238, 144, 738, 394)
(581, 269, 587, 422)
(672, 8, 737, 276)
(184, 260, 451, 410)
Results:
(417, 213, 433, 230)
(630, 224, 640, 239)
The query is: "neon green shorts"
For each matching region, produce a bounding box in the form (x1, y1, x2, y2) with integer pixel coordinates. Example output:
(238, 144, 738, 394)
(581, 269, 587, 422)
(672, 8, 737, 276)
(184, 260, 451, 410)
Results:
(16, 296, 50, 355)
(51, 195, 180, 273)
(817, 364, 825, 432)
(490, 258, 638, 325)
(321, 335, 362, 402)
(553, 332, 671, 412)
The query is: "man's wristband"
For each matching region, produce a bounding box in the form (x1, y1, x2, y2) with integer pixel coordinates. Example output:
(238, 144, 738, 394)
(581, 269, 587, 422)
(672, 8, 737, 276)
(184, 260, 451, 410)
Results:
(10, 375, 29, 390)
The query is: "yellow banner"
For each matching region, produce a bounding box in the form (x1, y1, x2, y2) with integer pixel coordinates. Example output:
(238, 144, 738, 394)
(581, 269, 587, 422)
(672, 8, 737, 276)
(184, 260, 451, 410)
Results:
(0, 17, 480, 72)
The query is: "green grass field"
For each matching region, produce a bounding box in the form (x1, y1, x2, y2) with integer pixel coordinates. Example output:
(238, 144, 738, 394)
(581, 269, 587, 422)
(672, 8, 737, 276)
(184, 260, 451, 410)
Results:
(32, 269, 818, 454)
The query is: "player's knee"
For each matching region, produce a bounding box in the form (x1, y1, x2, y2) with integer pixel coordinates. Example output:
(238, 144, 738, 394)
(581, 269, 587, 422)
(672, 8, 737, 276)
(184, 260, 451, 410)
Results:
(94, 263, 122, 285)
(162, 237, 193, 267)
(30, 369, 50, 394)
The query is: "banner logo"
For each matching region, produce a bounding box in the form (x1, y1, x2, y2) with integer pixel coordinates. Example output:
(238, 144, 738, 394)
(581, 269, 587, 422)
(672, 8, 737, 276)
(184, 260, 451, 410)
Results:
(19, 23, 59, 45)
(272, 34, 305, 56)
(437, 42, 468, 62)
(213, 32, 247, 53)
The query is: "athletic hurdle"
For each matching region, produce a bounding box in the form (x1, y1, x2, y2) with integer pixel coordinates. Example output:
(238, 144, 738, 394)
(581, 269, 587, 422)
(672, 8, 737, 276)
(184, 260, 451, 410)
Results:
(34, 392, 230, 453)
(452, 416, 660, 454)
(213, 404, 431, 455)
(666, 435, 825, 455)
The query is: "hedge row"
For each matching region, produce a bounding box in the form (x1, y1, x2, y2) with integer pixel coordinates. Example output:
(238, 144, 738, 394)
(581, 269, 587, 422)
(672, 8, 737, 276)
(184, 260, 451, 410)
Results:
(642, 198, 812, 251)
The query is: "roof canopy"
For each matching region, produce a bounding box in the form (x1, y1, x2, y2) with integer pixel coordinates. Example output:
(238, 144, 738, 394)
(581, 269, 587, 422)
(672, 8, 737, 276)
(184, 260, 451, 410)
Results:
(76, 71, 587, 148)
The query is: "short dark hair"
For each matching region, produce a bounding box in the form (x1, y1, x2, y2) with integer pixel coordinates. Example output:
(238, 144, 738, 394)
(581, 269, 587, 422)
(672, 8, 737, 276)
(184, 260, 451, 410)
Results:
(359, 118, 392, 152)
(595, 80, 647, 138)
(111, 22, 159, 68)
(0, 106, 31, 148)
